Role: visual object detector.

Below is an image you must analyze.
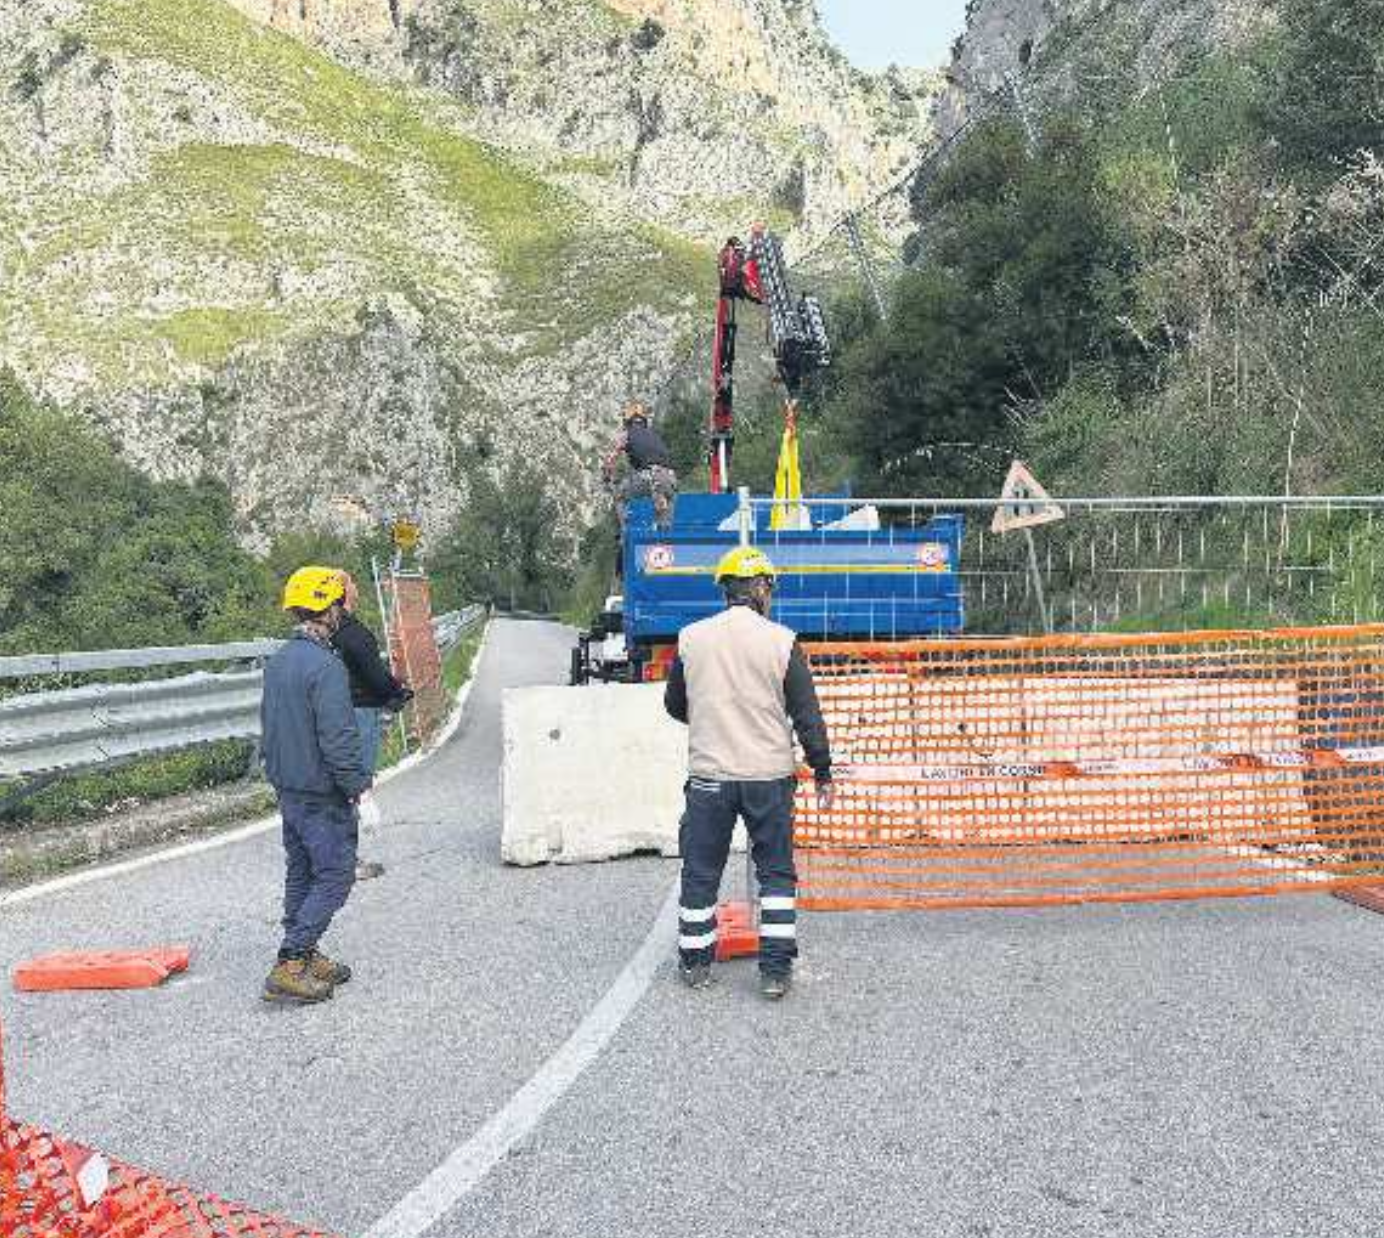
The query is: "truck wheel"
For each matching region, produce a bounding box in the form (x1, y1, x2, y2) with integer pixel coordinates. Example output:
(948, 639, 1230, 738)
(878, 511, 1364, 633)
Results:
(570, 646, 585, 686)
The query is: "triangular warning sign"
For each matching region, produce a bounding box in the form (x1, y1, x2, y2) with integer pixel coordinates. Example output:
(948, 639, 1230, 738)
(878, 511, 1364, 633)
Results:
(992, 461, 1065, 534)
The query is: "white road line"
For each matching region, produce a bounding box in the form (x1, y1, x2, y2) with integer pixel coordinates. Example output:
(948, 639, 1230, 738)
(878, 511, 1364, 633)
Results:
(363, 881, 680, 1238)
(0, 625, 493, 911)
(0, 814, 284, 910)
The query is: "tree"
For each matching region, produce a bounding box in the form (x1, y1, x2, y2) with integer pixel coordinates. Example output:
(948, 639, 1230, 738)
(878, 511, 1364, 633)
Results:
(431, 457, 574, 613)
(832, 117, 1132, 497)
(833, 269, 1015, 496)
(1258, 0, 1384, 177)
(0, 374, 279, 654)
(74, 480, 277, 648)
(923, 117, 1133, 396)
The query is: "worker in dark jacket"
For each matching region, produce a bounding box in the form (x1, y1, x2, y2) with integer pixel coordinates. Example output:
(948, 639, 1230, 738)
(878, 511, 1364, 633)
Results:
(260, 566, 372, 1005)
(602, 400, 677, 531)
(332, 571, 413, 881)
(663, 546, 833, 1000)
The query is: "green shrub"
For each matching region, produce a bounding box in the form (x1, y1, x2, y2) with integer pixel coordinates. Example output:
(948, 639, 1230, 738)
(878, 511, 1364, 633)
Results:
(0, 375, 279, 654)
(0, 741, 256, 830)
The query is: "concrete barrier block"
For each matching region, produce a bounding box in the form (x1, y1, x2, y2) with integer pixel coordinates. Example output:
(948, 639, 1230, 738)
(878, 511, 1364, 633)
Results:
(502, 683, 688, 865)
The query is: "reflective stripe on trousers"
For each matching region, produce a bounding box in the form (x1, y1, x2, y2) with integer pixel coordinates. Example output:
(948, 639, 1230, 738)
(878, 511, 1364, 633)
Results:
(677, 775, 797, 975)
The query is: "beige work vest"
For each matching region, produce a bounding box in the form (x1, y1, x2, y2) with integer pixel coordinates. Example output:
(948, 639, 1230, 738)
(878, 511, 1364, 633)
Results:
(678, 606, 798, 781)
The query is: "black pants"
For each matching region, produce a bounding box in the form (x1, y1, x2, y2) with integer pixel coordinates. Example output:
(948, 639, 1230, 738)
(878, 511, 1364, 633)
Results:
(678, 776, 798, 976)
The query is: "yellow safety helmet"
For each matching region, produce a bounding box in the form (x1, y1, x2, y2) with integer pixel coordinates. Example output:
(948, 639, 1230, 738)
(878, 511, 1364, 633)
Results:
(714, 546, 777, 584)
(282, 565, 346, 613)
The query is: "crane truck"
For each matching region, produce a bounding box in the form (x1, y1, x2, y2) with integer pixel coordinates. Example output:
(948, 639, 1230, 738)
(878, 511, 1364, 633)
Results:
(571, 226, 964, 686)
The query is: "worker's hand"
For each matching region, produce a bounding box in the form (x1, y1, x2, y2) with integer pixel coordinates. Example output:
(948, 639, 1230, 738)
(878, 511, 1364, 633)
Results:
(815, 780, 836, 813)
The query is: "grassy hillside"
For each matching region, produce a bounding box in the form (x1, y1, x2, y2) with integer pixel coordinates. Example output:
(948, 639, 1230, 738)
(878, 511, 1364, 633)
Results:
(0, 0, 706, 391)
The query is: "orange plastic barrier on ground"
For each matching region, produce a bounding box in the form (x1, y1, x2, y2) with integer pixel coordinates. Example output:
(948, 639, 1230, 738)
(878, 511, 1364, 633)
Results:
(795, 625, 1384, 911)
(15, 948, 190, 992)
(0, 1023, 340, 1238)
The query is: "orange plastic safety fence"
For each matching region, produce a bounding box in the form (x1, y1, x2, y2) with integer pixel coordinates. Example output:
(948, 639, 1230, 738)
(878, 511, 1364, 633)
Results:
(0, 1024, 338, 1238)
(386, 574, 445, 743)
(795, 625, 1384, 910)
(0, 1117, 340, 1238)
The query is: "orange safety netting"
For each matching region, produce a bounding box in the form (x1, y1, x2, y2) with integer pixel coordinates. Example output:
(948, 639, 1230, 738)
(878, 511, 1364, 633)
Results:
(795, 625, 1384, 911)
(385, 574, 446, 743)
(0, 1027, 339, 1238)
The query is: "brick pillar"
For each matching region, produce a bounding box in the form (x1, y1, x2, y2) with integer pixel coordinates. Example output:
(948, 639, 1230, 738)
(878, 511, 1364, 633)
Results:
(385, 573, 446, 744)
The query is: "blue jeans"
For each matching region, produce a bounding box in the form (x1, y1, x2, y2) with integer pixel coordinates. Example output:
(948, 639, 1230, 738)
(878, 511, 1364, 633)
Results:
(278, 792, 358, 958)
(354, 706, 383, 775)
(678, 776, 798, 975)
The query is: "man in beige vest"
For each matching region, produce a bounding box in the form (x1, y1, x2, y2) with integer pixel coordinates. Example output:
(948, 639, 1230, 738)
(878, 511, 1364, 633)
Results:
(663, 546, 834, 1000)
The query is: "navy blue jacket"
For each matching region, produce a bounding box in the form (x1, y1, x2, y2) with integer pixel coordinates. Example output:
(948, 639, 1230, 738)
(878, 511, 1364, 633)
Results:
(261, 630, 371, 800)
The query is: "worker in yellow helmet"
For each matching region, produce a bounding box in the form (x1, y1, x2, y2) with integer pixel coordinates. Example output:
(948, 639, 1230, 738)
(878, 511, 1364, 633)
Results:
(259, 566, 372, 1005)
(663, 545, 834, 1000)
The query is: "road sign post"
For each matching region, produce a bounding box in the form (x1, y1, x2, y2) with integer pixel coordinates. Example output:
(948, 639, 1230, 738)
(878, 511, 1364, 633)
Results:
(992, 461, 1065, 635)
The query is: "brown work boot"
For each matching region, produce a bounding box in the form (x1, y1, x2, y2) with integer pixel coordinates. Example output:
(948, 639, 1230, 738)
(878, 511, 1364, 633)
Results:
(262, 957, 333, 1005)
(307, 949, 351, 986)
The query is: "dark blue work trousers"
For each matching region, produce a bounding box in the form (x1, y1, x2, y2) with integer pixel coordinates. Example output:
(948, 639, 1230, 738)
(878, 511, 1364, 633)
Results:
(277, 791, 358, 959)
(678, 776, 798, 976)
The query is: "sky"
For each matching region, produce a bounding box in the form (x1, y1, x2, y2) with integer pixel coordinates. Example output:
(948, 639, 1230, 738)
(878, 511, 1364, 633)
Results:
(817, 0, 971, 70)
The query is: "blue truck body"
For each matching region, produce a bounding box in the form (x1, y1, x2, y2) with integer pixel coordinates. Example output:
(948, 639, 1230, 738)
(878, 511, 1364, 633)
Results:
(622, 493, 965, 644)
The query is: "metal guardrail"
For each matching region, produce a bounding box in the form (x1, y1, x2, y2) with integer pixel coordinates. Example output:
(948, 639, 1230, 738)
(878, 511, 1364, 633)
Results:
(0, 671, 264, 779)
(0, 607, 486, 780)
(433, 605, 486, 655)
(0, 641, 282, 682)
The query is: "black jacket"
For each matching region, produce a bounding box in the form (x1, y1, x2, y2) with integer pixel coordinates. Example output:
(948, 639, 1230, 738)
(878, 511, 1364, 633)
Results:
(625, 421, 673, 471)
(332, 612, 410, 710)
(261, 631, 371, 800)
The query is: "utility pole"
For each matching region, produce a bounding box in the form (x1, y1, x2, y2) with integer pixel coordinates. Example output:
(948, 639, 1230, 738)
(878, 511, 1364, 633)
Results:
(843, 212, 889, 322)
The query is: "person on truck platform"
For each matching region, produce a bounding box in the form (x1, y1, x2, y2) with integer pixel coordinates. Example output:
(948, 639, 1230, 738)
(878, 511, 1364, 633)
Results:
(663, 546, 834, 1001)
(260, 566, 372, 1005)
(602, 400, 677, 532)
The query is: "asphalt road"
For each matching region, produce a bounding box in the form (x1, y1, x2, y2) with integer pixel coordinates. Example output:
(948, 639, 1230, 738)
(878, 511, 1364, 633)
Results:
(5, 618, 1384, 1237)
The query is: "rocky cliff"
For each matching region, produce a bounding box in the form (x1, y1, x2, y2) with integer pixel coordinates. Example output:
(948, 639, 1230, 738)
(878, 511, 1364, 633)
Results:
(224, 0, 939, 240)
(0, 0, 937, 544)
(940, 0, 1274, 132)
